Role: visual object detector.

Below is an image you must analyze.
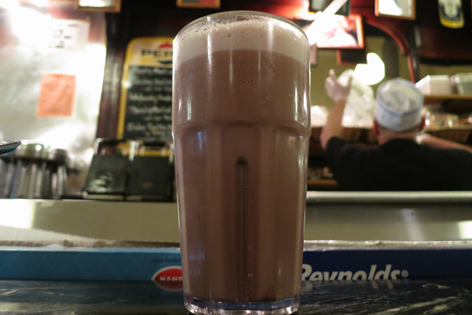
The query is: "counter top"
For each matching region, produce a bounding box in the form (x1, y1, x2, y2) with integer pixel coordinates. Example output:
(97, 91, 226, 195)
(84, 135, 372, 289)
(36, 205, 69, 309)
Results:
(307, 191, 472, 203)
(1, 195, 472, 242)
(1, 278, 471, 314)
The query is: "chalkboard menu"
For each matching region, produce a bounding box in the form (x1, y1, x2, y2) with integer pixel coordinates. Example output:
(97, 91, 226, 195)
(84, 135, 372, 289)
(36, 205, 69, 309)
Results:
(118, 37, 173, 142)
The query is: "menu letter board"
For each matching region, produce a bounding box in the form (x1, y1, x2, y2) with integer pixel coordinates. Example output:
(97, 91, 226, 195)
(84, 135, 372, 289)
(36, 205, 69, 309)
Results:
(118, 37, 173, 142)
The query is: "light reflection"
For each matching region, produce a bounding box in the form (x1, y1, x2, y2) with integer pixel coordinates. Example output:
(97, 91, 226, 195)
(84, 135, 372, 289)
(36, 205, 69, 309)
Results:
(0, 0, 18, 10)
(293, 0, 318, 20)
(197, 131, 204, 151)
(28, 0, 49, 7)
(82, 44, 107, 117)
(304, 12, 330, 46)
(267, 22, 275, 56)
(379, 0, 412, 17)
(204, 31, 211, 123)
(187, 98, 192, 121)
(35, 122, 85, 151)
(354, 53, 385, 86)
(458, 221, 472, 239)
(400, 209, 424, 241)
(258, 50, 261, 72)
(0, 200, 35, 229)
(379, 0, 403, 15)
(78, 0, 114, 7)
(84, 44, 107, 68)
(206, 32, 212, 72)
(2, 0, 52, 53)
(300, 139, 307, 168)
(84, 147, 95, 165)
(0, 0, 47, 7)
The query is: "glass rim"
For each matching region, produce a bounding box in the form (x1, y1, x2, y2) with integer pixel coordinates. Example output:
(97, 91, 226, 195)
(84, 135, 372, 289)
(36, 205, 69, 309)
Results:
(175, 10, 307, 41)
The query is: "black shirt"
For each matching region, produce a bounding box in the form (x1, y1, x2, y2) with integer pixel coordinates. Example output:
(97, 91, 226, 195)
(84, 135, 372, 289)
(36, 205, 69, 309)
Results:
(326, 137, 472, 191)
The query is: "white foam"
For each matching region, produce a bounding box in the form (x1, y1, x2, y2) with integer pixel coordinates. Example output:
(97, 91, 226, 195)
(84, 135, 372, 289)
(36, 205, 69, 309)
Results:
(174, 13, 309, 65)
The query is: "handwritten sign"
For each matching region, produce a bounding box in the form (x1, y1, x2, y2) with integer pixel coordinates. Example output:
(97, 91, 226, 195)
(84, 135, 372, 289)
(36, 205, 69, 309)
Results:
(118, 37, 173, 142)
(37, 74, 76, 117)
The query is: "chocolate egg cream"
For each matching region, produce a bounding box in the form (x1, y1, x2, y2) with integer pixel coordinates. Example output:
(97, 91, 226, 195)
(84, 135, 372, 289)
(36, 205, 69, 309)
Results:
(173, 11, 310, 312)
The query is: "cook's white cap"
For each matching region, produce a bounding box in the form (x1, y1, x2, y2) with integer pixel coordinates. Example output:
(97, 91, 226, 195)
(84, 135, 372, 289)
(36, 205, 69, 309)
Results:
(375, 78, 424, 132)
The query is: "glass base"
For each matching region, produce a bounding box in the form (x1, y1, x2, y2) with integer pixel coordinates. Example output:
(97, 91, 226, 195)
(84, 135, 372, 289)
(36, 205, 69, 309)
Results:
(184, 293, 300, 315)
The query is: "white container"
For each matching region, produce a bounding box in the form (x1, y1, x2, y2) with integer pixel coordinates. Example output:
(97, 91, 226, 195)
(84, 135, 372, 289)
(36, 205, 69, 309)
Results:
(452, 73, 472, 95)
(415, 75, 452, 95)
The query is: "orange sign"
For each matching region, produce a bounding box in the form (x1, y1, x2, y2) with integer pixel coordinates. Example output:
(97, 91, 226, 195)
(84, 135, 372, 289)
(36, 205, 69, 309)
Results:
(37, 74, 76, 117)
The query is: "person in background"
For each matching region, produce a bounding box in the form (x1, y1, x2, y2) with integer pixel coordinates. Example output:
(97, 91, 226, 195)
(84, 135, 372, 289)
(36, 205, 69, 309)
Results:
(320, 69, 472, 191)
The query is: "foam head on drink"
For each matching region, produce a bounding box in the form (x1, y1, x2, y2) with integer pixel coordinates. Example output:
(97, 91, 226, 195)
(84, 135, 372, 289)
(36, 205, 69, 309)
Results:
(173, 11, 310, 313)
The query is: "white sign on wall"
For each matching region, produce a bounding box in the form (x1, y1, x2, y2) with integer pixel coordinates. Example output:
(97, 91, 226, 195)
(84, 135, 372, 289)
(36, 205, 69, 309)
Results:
(48, 19, 90, 51)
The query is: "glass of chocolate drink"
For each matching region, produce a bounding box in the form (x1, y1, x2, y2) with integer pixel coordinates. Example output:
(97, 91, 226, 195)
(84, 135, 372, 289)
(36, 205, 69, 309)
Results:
(172, 11, 310, 315)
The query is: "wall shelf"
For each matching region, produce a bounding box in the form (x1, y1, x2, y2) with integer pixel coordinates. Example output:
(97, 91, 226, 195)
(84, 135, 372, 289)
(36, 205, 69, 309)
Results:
(424, 94, 472, 104)
(307, 179, 339, 191)
(424, 94, 472, 116)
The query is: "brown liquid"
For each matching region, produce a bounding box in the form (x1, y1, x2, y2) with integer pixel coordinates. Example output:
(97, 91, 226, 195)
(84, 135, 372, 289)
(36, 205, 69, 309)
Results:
(173, 49, 310, 302)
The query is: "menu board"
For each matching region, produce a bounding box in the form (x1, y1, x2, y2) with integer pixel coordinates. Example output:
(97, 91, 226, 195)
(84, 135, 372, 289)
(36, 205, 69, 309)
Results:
(118, 37, 173, 142)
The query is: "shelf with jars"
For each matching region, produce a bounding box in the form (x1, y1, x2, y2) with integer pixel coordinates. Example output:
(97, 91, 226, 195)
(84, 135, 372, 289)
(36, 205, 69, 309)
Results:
(424, 94, 472, 105)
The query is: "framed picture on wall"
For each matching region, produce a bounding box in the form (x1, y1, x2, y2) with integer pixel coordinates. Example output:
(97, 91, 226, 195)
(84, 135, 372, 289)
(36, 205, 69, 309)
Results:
(75, 0, 121, 12)
(309, 0, 351, 16)
(176, 0, 221, 9)
(336, 46, 367, 66)
(375, 0, 415, 20)
(316, 15, 364, 49)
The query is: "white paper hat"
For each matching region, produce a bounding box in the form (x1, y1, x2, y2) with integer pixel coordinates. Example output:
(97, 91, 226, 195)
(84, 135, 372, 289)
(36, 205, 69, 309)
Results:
(375, 78, 424, 132)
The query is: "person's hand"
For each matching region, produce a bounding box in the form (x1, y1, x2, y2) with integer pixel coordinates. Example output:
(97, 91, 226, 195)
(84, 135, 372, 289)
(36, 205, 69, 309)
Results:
(325, 69, 352, 102)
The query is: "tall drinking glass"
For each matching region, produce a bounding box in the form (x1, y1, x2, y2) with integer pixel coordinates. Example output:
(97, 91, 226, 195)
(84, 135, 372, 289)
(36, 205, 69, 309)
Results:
(172, 11, 310, 315)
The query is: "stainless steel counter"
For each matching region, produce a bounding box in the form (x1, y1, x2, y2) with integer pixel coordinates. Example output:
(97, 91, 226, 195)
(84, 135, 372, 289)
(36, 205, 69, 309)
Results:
(0, 199, 180, 242)
(0, 191, 471, 242)
(307, 191, 472, 203)
(306, 191, 472, 241)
